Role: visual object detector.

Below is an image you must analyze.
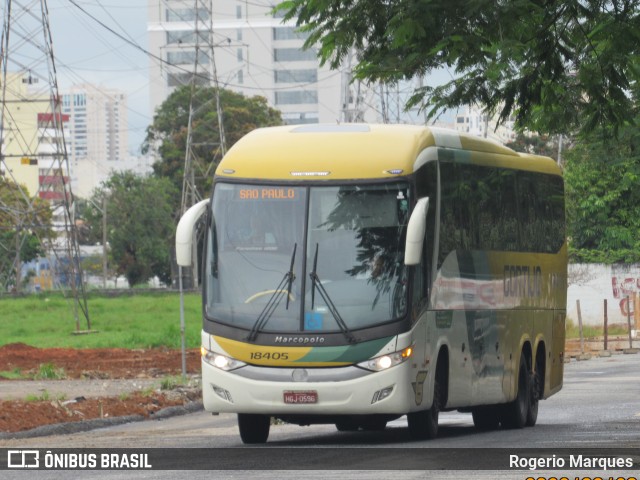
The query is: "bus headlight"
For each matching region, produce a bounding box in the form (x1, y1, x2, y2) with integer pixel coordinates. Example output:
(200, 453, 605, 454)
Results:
(357, 345, 414, 372)
(201, 347, 246, 371)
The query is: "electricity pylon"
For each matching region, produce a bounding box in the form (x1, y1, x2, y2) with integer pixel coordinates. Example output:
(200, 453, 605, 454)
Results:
(0, 0, 90, 330)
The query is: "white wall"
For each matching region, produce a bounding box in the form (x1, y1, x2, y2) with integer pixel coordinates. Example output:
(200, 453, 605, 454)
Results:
(568, 263, 640, 326)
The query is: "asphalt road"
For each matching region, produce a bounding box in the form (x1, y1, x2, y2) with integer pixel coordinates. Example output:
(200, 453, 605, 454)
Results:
(2, 352, 639, 479)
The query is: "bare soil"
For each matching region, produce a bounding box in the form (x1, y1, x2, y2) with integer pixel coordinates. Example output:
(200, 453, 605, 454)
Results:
(0, 343, 201, 434)
(0, 337, 625, 434)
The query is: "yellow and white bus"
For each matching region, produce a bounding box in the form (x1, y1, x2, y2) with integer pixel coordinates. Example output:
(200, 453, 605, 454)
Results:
(176, 124, 567, 443)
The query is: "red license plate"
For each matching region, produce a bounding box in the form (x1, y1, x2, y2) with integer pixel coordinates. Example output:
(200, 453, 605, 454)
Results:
(283, 390, 318, 404)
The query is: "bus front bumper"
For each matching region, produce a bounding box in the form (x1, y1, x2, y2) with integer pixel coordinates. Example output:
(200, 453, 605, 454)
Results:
(201, 359, 417, 415)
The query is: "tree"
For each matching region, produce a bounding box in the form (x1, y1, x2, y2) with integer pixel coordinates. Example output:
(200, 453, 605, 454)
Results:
(144, 85, 282, 199)
(564, 122, 640, 263)
(278, 0, 640, 136)
(505, 133, 564, 161)
(0, 179, 53, 289)
(74, 198, 102, 246)
(88, 172, 178, 287)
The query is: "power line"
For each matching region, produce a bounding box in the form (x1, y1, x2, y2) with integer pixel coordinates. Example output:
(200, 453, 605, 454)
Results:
(68, 0, 210, 82)
(68, 0, 340, 94)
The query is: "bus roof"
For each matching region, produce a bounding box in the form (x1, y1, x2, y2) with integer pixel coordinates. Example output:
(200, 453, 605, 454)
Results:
(215, 124, 561, 181)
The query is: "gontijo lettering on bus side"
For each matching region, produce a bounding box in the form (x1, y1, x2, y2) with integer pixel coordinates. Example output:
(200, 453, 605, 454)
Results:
(503, 265, 542, 298)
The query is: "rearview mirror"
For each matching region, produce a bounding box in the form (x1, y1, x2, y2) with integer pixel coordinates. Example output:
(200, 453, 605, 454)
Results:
(176, 199, 210, 266)
(404, 197, 429, 266)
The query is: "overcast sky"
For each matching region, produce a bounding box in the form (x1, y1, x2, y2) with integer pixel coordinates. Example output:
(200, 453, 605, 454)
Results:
(52, 0, 150, 153)
(3, 0, 151, 154)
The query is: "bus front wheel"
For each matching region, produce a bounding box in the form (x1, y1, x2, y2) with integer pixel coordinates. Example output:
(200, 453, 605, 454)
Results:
(407, 378, 440, 440)
(336, 417, 360, 431)
(238, 413, 270, 444)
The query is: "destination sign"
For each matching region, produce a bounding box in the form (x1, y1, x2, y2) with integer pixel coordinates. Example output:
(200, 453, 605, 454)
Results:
(239, 188, 298, 200)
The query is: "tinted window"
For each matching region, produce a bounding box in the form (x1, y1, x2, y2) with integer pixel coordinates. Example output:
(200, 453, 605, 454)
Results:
(438, 162, 564, 266)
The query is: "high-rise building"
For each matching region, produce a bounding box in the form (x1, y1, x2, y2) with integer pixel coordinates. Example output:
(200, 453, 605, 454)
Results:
(60, 84, 130, 198)
(454, 105, 517, 145)
(147, 0, 376, 125)
(36, 112, 71, 203)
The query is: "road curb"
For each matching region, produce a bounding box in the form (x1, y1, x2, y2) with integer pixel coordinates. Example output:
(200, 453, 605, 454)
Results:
(0, 401, 203, 440)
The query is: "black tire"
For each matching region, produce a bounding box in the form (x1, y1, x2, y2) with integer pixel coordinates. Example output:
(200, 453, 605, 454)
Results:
(501, 352, 530, 429)
(407, 378, 440, 440)
(526, 369, 540, 426)
(471, 406, 500, 430)
(335, 418, 360, 432)
(361, 417, 387, 431)
(238, 413, 270, 444)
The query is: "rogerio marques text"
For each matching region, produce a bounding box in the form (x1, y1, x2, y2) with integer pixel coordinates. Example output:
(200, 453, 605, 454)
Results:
(510, 454, 635, 470)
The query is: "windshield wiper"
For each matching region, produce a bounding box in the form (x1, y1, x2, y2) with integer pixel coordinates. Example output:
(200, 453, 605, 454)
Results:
(285, 243, 296, 309)
(247, 243, 297, 343)
(308, 243, 356, 344)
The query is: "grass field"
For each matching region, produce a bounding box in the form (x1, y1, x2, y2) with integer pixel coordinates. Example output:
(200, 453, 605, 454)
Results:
(565, 318, 629, 339)
(1, 292, 625, 351)
(0, 292, 202, 349)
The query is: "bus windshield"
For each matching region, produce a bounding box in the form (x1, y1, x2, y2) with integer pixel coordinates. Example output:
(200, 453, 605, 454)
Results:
(206, 182, 410, 335)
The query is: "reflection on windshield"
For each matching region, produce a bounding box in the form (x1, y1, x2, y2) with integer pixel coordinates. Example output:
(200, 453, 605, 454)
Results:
(304, 184, 409, 332)
(206, 182, 409, 335)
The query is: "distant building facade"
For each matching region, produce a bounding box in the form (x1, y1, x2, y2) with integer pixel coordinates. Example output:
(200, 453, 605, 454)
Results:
(0, 72, 50, 196)
(0, 72, 75, 207)
(454, 105, 517, 145)
(147, 0, 377, 125)
(60, 84, 132, 198)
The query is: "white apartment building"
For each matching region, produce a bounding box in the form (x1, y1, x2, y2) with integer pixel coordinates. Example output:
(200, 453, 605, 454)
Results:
(147, 0, 377, 125)
(454, 105, 517, 145)
(146, 0, 523, 149)
(61, 84, 130, 198)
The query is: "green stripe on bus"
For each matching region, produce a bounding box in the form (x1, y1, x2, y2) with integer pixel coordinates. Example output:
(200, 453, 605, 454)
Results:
(297, 336, 394, 363)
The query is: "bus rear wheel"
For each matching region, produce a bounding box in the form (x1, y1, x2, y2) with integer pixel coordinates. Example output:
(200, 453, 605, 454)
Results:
(501, 352, 530, 429)
(238, 413, 270, 444)
(471, 406, 500, 430)
(526, 369, 540, 426)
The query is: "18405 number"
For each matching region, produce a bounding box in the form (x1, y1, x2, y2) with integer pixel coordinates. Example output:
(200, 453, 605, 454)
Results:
(250, 352, 289, 360)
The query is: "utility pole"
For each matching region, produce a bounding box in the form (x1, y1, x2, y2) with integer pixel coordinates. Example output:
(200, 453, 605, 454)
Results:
(85, 196, 109, 289)
(557, 134, 564, 166)
(418, 76, 428, 125)
(379, 83, 389, 124)
(14, 225, 21, 293)
(340, 51, 366, 123)
(206, 0, 227, 160)
(102, 196, 108, 289)
(179, 0, 228, 287)
(396, 83, 400, 124)
(176, 0, 230, 378)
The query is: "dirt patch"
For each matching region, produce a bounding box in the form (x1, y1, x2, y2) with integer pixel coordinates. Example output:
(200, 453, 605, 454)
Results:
(0, 389, 201, 433)
(0, 343, 202, 434)
(565, 336, 635, 357)
(0, 342, 200, 379)
(0, 338, 628, 435)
